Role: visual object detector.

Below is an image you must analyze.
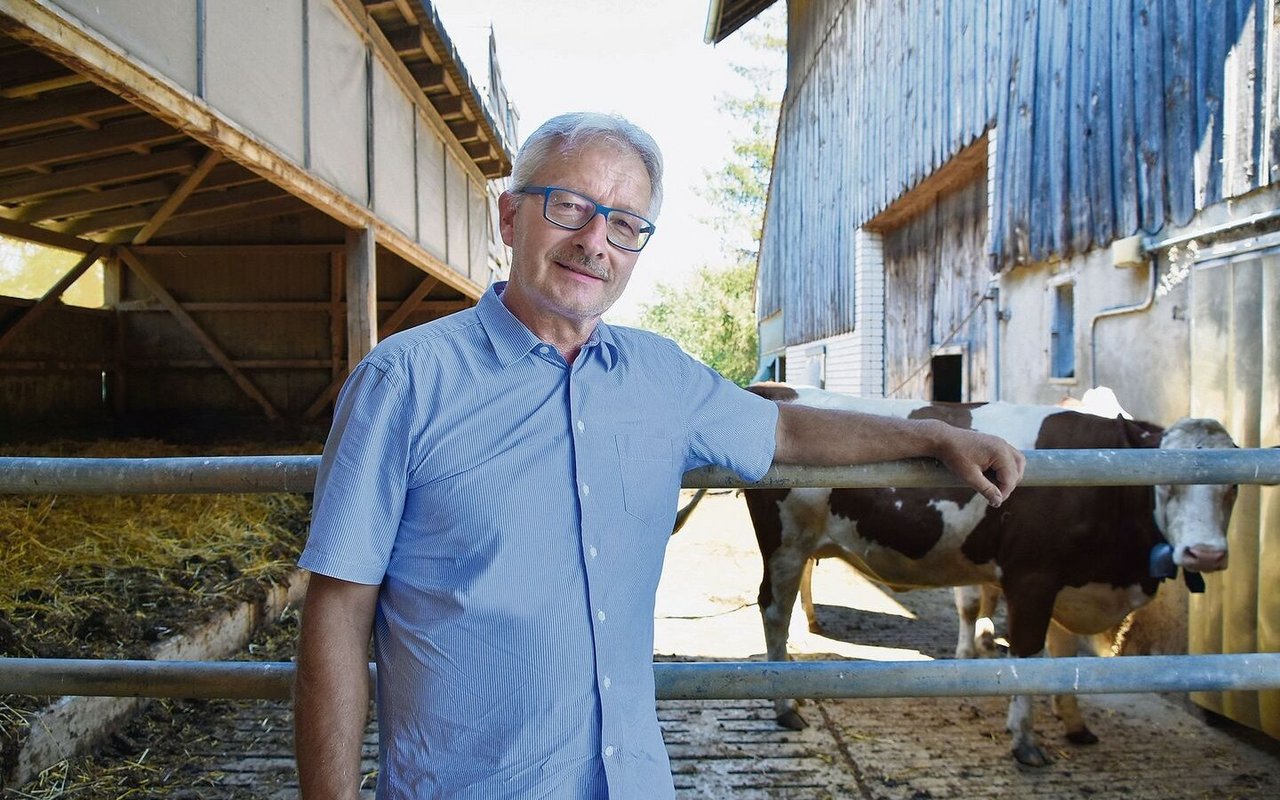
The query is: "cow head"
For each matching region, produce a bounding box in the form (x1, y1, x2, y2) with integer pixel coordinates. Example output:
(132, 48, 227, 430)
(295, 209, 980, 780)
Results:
(1152, 418, 1238, 574)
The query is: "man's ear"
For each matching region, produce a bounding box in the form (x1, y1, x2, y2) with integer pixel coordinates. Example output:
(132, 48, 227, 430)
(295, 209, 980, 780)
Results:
(498, 191, 519, 246)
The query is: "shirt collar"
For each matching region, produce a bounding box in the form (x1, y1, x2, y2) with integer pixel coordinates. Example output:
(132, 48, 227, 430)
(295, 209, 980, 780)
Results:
(476, 281, 620, 371)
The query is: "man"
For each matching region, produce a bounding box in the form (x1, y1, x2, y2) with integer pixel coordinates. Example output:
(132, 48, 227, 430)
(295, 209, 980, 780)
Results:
(294, 112, 1024, 799)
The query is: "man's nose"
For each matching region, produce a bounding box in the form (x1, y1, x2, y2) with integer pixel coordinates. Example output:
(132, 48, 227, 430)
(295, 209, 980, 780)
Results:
(571, 212, 610, 255)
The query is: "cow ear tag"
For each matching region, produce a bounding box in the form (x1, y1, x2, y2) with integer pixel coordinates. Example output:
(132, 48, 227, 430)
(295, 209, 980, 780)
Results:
(1148, 543, 1176, 580)
(1183, 570, 1206, 593)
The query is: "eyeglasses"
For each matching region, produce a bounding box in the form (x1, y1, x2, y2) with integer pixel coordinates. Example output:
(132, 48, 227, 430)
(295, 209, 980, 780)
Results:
(518, 186, 656, 252)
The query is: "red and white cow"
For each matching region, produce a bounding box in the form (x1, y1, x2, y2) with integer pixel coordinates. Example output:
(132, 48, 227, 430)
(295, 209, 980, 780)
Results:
(744, 383, 1237, 766)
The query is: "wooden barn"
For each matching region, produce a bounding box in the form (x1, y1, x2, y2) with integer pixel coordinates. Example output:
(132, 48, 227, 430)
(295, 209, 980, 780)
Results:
(0, 0, 514, 438)
(706, 0, 1279, 737)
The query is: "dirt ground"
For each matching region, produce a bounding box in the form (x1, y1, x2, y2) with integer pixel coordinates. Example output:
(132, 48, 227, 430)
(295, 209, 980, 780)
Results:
(5, 488, 1279, 798)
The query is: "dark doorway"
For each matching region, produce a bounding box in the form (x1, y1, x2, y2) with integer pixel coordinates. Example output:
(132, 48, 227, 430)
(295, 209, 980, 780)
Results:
(931, 353, 963, 402)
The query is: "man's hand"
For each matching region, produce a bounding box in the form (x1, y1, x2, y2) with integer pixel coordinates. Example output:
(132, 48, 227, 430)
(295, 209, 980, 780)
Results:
(928, 422, 1026, 507)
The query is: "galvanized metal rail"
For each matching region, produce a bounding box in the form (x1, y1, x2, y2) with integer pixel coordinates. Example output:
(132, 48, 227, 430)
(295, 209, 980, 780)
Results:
(2, 448, 1279, 494)
(2, 654, 1279, 700)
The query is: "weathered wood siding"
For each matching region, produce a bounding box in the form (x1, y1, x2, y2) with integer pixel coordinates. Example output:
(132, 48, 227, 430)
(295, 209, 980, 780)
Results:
(882, 177, 989, 399)
(0, 297, 112, 429)
(761, 0, 1277, 346)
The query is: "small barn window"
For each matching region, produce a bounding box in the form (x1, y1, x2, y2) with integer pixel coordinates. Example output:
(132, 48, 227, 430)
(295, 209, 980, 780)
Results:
(1050, 283, 1075, 380)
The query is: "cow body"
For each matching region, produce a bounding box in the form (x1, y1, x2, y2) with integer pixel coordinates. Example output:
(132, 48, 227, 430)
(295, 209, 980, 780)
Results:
(745, 384, 1237, 766)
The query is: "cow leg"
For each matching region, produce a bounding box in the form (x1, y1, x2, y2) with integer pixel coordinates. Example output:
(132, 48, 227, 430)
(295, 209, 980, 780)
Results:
(1047, 621, 1098, 745)
(955, 585, 1000, 660)
(1003, 581, 1057, 767)
(1003, 652, 1052, 768)
(799, 557, 821, 633)
(760, 548, 810, 731)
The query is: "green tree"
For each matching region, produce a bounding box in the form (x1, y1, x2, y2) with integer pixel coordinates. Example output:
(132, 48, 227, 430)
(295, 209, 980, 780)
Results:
(640, 262, 759, 385)
(638, 7, 783, 384)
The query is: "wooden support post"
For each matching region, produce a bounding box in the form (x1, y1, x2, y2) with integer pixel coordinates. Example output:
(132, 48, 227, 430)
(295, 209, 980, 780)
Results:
(305, 271, 439, 420)
(345, 225, 377, 370)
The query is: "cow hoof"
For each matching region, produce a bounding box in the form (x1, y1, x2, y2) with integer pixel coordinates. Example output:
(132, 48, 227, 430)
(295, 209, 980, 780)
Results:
(1066, 728, 1099, 746)
(776, 710, 809, 731)
(1011, 742, 1052, 767)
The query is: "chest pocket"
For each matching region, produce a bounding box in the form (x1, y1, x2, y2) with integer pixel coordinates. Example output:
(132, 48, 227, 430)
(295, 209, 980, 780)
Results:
(616, 434, 675, 523)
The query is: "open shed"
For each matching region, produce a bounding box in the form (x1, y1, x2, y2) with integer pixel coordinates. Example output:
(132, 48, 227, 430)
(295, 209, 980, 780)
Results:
(0, 0, 515, 436)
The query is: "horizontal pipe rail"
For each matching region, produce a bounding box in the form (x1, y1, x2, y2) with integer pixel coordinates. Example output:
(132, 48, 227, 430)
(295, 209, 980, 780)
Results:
(1, 654, 1277, 701)
(2, 448, 1278, 494)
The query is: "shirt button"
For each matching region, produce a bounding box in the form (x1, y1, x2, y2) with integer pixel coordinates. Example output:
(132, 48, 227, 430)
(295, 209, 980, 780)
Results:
(604, 745, 615, 758)
(597, 609, 606, 622)
(603, 676, 612, 689)
(581, 483, 590, 497)
(577, 420, 585, 432)
(589, 546, 598, 558)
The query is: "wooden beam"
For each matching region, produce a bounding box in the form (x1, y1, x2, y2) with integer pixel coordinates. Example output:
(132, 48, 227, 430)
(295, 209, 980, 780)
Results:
(0, 73, 90, 99)
(116, 247, 281, 420)
(0, 244, 107, 355)
(103, 196, 308, 240)
(345, 226, 377, 369)
(407, 62, 446, 91)
(305, 273, 462, 419)
(378, 274, 440, 336)
(385, 27, 427, 55)
(132, 243, 342, 255)
(58, 182, 287, 236)
(448, 119, 481, 143)
(0, 116, 178, 172)
(12, 162, 254, 223)
(0, 148, 199, 204)
(463, 140, 494, 159)
(1, 0, 487, 301)
(0, 215, 97, 252)
(428, 94, 464, 118)
(132, 150, 222, 244)
(0, 87, 131, 137)
(12, 179, 174, 223)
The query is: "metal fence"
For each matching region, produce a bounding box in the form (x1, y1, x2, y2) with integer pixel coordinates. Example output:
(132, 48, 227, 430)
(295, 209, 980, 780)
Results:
(2, 449, 1279, 701)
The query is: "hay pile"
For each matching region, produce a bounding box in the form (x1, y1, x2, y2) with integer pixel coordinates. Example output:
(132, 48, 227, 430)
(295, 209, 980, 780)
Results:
(0, 438, 319, 791)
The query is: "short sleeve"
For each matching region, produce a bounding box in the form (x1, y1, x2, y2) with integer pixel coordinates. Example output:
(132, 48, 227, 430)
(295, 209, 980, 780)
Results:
(679, 358, 778, 482)
(299, 361, 413, 585)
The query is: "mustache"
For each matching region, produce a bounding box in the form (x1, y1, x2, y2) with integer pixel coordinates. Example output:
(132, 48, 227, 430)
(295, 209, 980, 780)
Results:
(550, 249, 609, 280)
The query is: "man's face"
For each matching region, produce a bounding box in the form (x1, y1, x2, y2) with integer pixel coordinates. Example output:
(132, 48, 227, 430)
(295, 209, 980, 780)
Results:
(498, 141, 652, 329)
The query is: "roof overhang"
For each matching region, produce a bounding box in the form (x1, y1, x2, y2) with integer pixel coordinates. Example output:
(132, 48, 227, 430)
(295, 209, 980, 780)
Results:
(704, 0, 780, 44)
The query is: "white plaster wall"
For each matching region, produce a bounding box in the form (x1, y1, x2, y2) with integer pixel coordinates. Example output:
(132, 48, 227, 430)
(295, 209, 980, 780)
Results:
(995, 248, 1191, 425)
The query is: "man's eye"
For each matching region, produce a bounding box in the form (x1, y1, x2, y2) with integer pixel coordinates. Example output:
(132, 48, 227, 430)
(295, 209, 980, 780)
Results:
(610, 217, 637, 235)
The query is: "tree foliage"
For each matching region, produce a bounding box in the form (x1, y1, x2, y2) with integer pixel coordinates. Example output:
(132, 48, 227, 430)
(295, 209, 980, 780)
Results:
(639, 262, 759, 385)
(638, 8, 783, 385)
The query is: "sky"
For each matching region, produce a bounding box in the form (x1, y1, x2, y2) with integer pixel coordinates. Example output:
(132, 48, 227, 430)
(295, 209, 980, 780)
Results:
(430, 0, 783, 322)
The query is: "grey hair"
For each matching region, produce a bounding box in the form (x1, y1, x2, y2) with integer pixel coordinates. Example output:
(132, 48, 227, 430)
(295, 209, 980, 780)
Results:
(510, 111, 665, 219)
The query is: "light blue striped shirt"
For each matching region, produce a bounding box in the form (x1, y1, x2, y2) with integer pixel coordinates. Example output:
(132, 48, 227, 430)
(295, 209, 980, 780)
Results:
(299, 282, 778, 799)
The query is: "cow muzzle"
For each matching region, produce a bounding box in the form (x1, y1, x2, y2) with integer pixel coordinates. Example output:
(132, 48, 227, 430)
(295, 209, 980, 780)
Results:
(1178, 544, 1228, 573)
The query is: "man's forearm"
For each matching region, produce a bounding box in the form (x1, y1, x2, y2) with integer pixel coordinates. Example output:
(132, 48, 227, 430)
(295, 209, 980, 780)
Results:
(772, 404, 953, 465)
(295, 647, 370, 798)
(294, 575, 379, 799)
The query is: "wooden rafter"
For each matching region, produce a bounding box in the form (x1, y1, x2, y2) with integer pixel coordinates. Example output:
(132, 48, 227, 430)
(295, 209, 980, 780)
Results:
(0, 116, 178, 172)
(0, 148, 200, 204)
(0, 86, 131, 137)
(132, 149, 221, 244)
(116, 247, 281, 420)
(0, 215, 97, 252)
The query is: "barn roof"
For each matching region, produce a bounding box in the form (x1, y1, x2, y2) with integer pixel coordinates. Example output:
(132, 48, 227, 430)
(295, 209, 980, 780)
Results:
(704, 0, 779, 44)
(0, 0, 513, 249)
